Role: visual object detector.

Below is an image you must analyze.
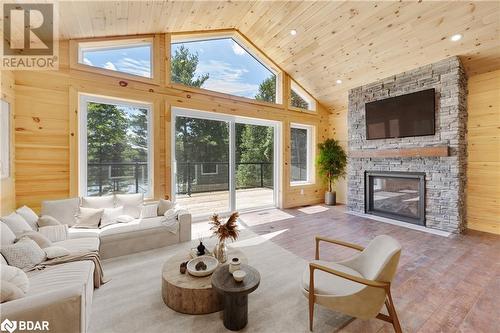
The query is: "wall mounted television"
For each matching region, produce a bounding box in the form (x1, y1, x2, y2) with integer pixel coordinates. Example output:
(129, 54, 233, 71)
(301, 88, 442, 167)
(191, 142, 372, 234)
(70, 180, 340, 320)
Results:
(365, 88, 435, 140)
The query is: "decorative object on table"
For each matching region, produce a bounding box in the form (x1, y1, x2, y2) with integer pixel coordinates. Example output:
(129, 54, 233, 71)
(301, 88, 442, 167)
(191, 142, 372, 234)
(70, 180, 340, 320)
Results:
(210, 212, 240, 263)
(232, 270, 246, 282)
(190, 247, 212, 259)
(229, 257, 241, 274)
(187, 256, 219, 277)
(179, 261, 187, 274)
(197, 237, 207, 255)
(316, 138, 347, 205)
(212, 264, 260, 331)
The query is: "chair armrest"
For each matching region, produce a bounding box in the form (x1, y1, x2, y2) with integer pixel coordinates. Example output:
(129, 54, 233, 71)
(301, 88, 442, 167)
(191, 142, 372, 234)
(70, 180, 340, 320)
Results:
(309, 262, 389, 290)
(315, 236, 364, 260)
(177, 209, 192, 242)
(0, 284, 85, 332)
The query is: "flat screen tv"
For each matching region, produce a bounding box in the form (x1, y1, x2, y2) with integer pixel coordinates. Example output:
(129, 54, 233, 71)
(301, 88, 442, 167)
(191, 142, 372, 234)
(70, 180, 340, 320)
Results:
(365, 88, 435, 140)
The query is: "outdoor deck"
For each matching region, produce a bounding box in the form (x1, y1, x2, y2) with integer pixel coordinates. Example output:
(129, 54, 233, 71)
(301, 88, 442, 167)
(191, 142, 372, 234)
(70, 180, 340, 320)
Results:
(176, 187, 274, 217)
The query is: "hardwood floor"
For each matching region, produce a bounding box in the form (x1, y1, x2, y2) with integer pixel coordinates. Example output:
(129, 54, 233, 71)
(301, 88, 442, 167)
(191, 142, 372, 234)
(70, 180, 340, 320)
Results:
(241, 205, 500, 333)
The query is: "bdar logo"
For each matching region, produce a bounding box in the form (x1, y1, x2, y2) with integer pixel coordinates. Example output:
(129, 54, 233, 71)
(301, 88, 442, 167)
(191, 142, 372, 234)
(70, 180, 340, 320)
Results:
(0, 319, 17, 333)
(3, 3, 54, 56)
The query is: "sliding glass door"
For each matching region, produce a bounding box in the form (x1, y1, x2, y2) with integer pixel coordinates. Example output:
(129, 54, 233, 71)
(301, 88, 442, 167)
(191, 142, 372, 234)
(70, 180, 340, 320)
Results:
(173, 108, 278, 218)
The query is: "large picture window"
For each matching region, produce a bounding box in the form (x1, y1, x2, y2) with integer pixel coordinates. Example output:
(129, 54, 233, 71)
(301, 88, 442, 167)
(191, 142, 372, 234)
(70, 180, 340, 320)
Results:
(290, 124, 314, 184)
(171, 35, 280, 103)
(77, 38, 153, 78)
(79, 95, 153, 197)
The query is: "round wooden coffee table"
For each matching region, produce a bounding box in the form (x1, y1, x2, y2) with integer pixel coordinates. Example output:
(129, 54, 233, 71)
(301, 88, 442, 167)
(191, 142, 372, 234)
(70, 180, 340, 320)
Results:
(211, 264, 260, 331)
(161, 247, 246, 314)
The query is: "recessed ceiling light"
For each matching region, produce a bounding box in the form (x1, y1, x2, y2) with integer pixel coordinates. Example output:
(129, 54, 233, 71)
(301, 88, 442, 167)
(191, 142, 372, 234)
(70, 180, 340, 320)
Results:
(336, 79, 342, 84)
(450, 34, 462, 42)
(290, 29, 297, 36)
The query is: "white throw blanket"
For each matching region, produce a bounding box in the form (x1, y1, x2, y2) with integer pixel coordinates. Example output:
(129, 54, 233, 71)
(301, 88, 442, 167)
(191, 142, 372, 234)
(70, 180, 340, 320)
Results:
(160, 206, 181, 234)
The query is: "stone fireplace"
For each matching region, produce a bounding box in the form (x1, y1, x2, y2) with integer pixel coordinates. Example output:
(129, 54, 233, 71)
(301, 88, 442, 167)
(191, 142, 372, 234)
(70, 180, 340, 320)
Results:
(347, 57, 467, 233)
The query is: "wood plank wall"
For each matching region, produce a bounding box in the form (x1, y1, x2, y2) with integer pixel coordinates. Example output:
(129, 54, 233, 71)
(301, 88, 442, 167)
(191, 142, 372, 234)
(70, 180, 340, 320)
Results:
(466, 69, 500, 234)
(12, 35, 331, 213)
(0, 70, 16, 215)
(328, 109, 347, 204)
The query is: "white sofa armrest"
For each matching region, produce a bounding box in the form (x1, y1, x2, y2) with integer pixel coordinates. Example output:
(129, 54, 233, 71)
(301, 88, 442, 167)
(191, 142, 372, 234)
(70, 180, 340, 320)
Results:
(0, 284, 86, 333)
(178, 209, 192, 242)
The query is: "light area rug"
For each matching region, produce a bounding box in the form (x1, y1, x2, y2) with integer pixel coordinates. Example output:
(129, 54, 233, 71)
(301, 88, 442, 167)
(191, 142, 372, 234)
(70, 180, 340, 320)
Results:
(90, 229, 353, 333)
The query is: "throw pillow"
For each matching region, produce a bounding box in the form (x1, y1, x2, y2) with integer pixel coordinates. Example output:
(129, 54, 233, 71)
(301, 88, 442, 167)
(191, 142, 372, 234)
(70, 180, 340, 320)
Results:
(1, 264, 29, 293)
(0, 213, 32, 235)
(140, 204, 158, 219)
(116, 215, 135, 223)
(38, 225, 68, 242)
(100, 206, 124, 228)
(37, 215, 61, 228)
(16, 206, 39, 230)
(44, 246, 70, 259)
(116, 193, 143, 219)
(73, 207, 104, 229)
(81, 195, 115, 209)
(1, 281, 25, 303)
(0, 222, 16, 247)
(15, 231, 52, 249)
(157, 199, 174, 216)
(41, 197, 79, 226)
(0, 238, 46, 271)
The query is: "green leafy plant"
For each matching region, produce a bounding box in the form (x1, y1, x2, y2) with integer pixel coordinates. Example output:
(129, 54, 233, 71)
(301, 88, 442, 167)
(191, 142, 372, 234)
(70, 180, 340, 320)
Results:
(316, 139, 347, 192)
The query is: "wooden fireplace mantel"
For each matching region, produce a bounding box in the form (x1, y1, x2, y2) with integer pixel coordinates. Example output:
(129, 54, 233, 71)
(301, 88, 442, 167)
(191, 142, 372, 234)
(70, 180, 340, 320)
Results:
(349, 145, 449, 158)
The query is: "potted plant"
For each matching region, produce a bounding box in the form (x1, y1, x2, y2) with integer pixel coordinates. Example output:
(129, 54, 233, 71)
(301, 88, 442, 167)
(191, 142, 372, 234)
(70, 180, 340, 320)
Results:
(316, 139, 347, 205)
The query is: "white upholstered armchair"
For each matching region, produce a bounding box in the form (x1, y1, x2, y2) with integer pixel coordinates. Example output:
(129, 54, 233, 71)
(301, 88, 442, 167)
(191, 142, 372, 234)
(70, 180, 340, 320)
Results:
(302, 235, 402, 332)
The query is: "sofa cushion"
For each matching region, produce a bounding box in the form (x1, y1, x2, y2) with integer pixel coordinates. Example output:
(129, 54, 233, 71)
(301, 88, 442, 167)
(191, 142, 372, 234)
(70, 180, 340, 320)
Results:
(15, 230, 52, 249)
(1, 237, 46, 270)
(1, 264, 29, 293)
(16, 206, 39, 230)
(41, 198, 79, 226)
(81, 195, 115, 209)
(37, 215, 62, 227)
(74, 207, 103, 229)
(38, 225, 68, 242)
(53, 238, 100, 253)
(1, 213, 32, 234)
(140, 204, 158, 219)
(68, 228, 100, 239)
(1, 221, 16, 246)
(115, 193, 143, 218)
(100, 206, 124, 228)
(26, 261, 94, 298)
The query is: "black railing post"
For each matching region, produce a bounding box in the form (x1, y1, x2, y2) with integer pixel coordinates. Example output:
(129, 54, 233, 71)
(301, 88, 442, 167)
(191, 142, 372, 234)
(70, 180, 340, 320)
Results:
(187, 162, 191, 196)
(260, 162, 264, 188)
(135, 162, 139, 193)
(98, 165, 103, 195)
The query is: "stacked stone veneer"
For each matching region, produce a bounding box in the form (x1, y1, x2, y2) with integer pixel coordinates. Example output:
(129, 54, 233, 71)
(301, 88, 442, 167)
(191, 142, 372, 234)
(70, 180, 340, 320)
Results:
(347, 57, 467, 233)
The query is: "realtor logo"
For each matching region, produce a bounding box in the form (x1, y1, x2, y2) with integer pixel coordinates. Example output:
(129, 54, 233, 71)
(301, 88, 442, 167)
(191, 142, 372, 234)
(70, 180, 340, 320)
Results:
(0, 319, 16, 333)
(1, 2, 59, 70)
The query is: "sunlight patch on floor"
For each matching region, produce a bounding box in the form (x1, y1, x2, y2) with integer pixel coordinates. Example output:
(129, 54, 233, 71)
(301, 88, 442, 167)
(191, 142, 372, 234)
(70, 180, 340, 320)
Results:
(239, 209, 294, 226)
(230, 229, 289, 248)
(297, 205, 330, 214)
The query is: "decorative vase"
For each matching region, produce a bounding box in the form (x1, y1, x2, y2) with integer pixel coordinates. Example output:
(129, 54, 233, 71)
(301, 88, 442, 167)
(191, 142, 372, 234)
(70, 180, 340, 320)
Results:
(229, 257, 241, 273)
(197, 241, 206, 256)
(325, 191, 336, 206)
(214, 240, 228, 263)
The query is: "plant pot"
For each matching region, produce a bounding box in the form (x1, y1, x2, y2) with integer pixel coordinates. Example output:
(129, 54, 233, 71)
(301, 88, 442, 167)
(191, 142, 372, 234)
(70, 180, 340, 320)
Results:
(325, 191, 336, 206)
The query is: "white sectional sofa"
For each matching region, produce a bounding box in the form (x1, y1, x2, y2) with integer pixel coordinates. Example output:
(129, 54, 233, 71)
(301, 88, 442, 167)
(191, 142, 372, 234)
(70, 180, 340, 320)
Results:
(0, 195, 192, 332)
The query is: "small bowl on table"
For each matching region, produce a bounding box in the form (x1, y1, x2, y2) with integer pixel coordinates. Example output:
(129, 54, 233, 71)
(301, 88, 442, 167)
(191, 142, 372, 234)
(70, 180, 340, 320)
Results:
(187, 256, 219, 277)
(233, 270, 246, 282)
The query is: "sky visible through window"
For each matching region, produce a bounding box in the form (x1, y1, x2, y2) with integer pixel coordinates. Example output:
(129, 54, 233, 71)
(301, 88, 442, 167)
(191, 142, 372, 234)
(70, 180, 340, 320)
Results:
(82, 44, 152, 78)
(171, 38, 275, 99)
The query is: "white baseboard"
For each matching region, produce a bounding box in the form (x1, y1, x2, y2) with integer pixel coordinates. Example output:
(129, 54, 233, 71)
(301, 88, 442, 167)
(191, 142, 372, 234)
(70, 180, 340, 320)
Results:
(346, 211, 451, 237)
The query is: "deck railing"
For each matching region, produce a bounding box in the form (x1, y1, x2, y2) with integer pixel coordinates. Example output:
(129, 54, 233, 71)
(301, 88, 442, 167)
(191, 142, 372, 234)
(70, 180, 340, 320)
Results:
(87, 162, 148, 196)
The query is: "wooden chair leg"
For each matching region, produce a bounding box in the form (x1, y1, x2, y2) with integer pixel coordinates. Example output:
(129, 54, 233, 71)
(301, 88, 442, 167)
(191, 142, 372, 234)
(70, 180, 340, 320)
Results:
(385, 290, 402, 333)
(309, 267, 315, 331)
(309, 295, 314, 331)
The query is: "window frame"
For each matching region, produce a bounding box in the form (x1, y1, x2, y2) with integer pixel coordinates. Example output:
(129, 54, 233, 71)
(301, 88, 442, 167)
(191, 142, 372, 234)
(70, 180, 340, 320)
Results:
(201, 163, 219, 176)
(290, 80, 317, 112)
(78, 94, 154, 198)
(290, 123, 315, 186)
(170, 31, 283, 105)
(70, 35, 160, 84)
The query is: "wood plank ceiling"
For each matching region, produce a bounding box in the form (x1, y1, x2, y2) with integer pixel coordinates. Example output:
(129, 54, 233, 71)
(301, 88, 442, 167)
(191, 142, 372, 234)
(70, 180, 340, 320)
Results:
(57, 1, 500, 113)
